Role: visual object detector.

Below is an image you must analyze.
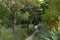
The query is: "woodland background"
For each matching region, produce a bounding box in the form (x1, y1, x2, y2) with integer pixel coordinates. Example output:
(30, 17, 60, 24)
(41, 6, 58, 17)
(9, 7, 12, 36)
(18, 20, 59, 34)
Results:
(0, 0, 60, 40)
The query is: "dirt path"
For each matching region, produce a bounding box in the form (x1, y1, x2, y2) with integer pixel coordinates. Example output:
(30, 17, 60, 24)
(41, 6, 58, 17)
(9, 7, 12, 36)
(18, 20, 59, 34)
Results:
(25, 29, 39, 40)
(25, 25, 39, 40)
(25, 32, 34, 40)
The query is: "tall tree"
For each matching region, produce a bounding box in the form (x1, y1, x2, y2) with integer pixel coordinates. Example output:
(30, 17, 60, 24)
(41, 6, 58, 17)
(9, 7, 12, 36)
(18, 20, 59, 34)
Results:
(2, 0, 42, 32)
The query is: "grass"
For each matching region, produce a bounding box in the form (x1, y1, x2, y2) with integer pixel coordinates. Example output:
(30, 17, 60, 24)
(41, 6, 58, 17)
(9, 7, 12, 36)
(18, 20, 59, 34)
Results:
(0, 27, 26, 40)
(0, 26, 60, 40)
(0, 26, 34, 40)
(33, 29, 60, 40)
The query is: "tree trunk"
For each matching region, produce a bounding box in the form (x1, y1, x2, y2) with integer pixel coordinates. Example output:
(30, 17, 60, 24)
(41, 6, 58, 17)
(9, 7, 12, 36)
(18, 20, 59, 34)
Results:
(12, 12, 16, 33)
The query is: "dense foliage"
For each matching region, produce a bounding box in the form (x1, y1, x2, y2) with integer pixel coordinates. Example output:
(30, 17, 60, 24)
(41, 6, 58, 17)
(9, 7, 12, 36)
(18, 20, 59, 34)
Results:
(0, 0, 60, 40)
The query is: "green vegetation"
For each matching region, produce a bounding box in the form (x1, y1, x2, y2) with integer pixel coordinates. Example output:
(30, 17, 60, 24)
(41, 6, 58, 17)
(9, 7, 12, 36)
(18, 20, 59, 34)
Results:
(0, 0, 60, 40)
